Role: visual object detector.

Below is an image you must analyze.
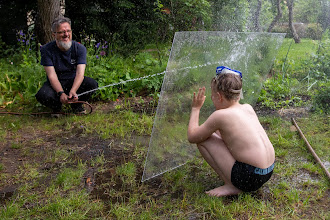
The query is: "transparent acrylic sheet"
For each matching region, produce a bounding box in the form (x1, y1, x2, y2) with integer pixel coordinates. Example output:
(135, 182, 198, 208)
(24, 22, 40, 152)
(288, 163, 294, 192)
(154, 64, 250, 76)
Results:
(142, 31, 285, 182)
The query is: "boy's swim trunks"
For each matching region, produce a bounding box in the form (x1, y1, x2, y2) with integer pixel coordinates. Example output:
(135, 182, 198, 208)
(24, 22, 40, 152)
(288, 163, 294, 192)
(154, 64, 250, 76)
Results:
(231, 161, 275, 192)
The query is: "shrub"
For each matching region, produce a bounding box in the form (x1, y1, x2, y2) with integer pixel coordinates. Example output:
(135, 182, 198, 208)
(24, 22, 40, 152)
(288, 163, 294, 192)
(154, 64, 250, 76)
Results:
(312, 81, 330, 114)
(258, 73, 303, 109)
(300, 40, 330, 90)
(305, 23, 323, 40)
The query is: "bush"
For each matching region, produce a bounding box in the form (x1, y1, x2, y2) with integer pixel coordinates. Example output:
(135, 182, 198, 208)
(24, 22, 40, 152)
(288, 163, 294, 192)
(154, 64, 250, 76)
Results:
(305, 23, 323, 40)
(300, 40, 330, 90)
(258, 73, 303, 109)
(312, 82, 330, 114)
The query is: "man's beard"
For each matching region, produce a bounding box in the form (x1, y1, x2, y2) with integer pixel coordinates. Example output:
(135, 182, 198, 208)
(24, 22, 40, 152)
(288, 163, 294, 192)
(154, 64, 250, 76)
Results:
(57, 40, 72, 51)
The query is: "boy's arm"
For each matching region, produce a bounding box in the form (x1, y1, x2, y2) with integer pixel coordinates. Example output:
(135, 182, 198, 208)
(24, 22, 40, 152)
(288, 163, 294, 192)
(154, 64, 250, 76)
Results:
(187, 87, 218, 143)
(188, 110, 220, 144)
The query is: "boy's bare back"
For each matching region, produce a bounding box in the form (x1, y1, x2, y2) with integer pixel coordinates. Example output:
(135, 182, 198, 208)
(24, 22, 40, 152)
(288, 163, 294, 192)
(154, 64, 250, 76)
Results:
(211, 103, 275, 169)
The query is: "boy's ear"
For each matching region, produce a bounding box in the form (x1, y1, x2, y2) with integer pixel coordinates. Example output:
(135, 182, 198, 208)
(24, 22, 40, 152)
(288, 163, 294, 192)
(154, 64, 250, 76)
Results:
(217, 92, 222, 101)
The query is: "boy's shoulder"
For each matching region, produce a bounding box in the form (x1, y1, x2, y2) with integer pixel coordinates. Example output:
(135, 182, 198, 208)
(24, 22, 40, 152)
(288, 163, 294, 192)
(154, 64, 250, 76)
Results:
(213, 103, 255, 117)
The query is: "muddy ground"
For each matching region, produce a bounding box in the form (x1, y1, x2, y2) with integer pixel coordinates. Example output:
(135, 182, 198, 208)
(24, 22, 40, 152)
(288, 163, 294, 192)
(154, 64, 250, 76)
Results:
(0, 97, 158, 203)
(0, 97, 329, 217)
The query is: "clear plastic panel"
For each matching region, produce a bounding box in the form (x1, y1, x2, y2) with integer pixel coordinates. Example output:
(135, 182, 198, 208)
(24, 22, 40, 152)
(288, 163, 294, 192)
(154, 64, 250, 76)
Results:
(142, 32, 285, 182)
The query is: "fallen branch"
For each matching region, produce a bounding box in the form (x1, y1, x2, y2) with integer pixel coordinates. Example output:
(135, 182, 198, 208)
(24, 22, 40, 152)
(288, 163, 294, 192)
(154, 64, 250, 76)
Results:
(291, 118, 330, 180)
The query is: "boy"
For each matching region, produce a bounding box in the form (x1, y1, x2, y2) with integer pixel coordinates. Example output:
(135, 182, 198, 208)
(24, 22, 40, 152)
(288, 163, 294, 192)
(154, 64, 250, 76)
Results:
(187, 66, 275, 197)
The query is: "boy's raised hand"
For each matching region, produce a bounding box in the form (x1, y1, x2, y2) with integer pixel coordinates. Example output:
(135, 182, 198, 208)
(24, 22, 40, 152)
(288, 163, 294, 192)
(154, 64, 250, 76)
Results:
(192, 87, 206, 109)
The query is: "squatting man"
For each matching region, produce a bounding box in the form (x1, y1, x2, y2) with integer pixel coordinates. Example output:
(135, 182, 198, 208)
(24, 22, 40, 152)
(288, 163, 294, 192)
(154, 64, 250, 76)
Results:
(187, 66, 275, 197)
(35, 17, 98, 114)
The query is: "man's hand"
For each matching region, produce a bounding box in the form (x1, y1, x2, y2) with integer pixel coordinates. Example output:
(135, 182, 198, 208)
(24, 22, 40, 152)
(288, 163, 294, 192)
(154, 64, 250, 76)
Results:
(192, 87, 206, 109)
(68, 90, 78, 102)
(59, 93, 69, 104)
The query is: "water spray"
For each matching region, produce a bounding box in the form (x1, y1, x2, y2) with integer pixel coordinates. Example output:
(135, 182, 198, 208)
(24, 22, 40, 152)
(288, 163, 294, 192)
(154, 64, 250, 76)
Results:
(77, 61, 219, 98)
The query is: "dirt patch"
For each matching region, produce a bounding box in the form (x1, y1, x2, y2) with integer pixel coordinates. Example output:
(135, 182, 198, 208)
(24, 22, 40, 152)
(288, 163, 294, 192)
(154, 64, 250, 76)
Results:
(0, 97, 157, 203)
(94, 96, 157, 115)
(277, 107, 309, 119)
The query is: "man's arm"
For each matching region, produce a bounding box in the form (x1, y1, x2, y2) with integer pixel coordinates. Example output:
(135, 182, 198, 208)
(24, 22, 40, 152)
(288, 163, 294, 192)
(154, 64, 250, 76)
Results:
(45, 66, 69, 104)
(68, 64, 86, 101)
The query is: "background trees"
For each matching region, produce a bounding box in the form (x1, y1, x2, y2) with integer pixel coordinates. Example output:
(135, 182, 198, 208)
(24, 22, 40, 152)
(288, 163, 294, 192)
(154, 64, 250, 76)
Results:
(0, 0, 329, 53)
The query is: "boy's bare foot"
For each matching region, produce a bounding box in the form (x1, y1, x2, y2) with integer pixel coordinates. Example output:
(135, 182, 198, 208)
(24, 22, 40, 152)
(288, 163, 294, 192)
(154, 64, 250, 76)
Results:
(206, 184, 241, 197)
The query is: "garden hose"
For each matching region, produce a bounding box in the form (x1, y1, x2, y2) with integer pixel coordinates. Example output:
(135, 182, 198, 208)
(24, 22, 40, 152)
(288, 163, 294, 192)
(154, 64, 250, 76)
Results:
(0, 101, 93, 116)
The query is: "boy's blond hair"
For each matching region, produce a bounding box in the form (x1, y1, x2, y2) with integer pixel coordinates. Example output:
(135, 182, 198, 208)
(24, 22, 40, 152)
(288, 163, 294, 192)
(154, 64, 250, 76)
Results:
(212, 73, 242, 101)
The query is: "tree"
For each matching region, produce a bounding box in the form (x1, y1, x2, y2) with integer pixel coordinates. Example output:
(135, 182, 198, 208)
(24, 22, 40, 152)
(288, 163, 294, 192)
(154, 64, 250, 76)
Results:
(267, 0, 283, 32)
(318, 0, 330, 31)
(36, 0, 62, 45)
(65, 0, 160, 53)
(286, 0, 300, 43)
(253, 0, 262, 31)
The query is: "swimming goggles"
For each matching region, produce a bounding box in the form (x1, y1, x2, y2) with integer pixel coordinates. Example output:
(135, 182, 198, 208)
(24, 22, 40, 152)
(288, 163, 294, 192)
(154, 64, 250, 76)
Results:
(216, 66, 242, 79)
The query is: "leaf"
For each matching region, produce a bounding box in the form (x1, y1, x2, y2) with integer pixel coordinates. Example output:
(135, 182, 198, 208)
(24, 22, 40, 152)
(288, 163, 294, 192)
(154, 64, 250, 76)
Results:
(126, 72, 131, 80)
(0, 82, 8, 90)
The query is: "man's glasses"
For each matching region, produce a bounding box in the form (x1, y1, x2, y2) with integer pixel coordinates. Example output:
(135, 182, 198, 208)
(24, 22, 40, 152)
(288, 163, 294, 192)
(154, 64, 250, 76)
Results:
(54, 30, 72, 35)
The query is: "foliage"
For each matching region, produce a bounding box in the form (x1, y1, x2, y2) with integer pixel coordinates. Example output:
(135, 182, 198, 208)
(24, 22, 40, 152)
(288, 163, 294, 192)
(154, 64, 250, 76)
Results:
(159, 0, 212, 31)
(258, 73, 303, 109)
(312, 81, 330, 113)
(294, 0, 321, 23)
(300, 39, 330, 89)
(0, 36, 13, 58)
(318, 0, 330, 30)
(1, 0, 330, 54)
(66, 0, 164, 54)
(0, 30, 43, 108)
(211, 0, 250, 31)
(0, 0, 37, 46)
(258, 38, 329, 110)
(305, 23, 323, 40)
(84, 39, 168, 101)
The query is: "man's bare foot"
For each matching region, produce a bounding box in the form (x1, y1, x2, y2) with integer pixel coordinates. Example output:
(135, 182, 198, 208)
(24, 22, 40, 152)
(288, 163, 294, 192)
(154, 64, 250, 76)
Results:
(206, 184, 241, 197)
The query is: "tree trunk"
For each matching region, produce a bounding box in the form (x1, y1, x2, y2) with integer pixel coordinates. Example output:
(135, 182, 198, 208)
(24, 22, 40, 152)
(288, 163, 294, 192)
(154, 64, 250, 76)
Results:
(254, 0, 262, 32)
(286, 0, 300, 43)
(267, 0, 282, 32)
(36, 0, 62, 45)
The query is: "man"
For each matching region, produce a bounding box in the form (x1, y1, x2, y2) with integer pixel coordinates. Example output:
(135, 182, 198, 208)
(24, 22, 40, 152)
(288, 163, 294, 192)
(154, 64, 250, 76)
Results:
(36, 17, 98, 114)
(187, 66, 275, 197)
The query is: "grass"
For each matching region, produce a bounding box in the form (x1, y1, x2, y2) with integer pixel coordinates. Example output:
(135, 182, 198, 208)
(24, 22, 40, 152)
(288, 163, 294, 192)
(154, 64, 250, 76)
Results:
(0, 108, 329, 219)
(0, 38, 329, 219)
(276, 38, 319, 63)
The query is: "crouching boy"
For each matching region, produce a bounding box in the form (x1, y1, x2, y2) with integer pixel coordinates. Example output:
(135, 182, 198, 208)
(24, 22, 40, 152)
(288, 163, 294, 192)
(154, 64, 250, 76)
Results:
(187, 66, 275, 197)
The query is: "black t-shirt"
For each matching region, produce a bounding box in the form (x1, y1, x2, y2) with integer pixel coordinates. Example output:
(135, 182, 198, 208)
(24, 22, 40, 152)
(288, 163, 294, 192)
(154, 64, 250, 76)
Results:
(40, 40, 87, 80)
